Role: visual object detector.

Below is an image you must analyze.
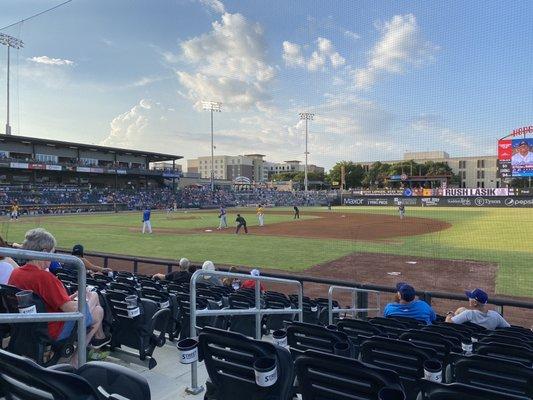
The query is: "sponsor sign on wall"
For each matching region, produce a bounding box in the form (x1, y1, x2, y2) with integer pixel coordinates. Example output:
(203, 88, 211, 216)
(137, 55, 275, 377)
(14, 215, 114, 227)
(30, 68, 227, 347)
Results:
(77, 167, 91, 173)
(443, 188, 509, 197)
(45, 165, 62, 171)
(10, 162, 28, 169)
(341, 196, 533, 207)
(28, 163, 46, 170)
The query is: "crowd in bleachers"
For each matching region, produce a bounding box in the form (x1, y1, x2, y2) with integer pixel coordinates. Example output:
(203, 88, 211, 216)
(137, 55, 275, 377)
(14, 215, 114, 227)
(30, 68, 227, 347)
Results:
(0, 185, 331, 213)
(1, 228, 532, 400)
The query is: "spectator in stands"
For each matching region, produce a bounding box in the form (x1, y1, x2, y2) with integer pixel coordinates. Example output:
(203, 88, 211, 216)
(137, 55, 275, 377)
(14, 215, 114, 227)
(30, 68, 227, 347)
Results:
(383, 282, 436, 325)
(222, 266, 241, 289)
(72, 244, 112, 275)
(153, 257, 191, 283)
(0, 235, 20, 270)
(8, 228, 110, 360)
(197, 260, 222, 286)
(240, 269, 265, 291)
(445, 288, 510, 330)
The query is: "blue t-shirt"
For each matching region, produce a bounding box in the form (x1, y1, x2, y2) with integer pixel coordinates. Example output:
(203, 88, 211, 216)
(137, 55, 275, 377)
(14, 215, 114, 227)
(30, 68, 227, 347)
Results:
(143, 210, 151, 221)
(220, 207, 226, 215)
(383, 300, 436, 325)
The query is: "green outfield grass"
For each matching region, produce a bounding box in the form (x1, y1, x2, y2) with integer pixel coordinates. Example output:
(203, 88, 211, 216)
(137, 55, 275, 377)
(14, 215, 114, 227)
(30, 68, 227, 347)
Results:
(1, 207, 532, 297)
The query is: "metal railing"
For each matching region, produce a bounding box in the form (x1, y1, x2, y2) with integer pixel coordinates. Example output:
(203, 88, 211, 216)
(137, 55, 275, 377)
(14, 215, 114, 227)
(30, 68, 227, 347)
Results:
(187, 270, 304, 395)
(327, 285, 381, 325)
(0, 247, 87, 366)
(57, 249, 533, 317)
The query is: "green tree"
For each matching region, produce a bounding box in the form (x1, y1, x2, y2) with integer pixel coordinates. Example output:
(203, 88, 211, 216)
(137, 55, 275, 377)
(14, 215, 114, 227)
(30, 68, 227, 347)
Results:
(329, 161, 365, 188)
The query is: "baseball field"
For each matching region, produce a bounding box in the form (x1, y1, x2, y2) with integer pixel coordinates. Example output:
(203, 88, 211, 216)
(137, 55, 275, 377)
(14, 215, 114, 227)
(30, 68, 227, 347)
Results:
(1, 206, 532, 298)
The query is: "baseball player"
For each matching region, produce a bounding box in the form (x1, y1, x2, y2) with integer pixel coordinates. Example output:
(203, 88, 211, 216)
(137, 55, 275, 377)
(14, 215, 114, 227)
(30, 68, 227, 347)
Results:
(10, 202, 19, 220)
(293, 205, 300, 219)
(257, 204, 265, 227)
(398, 201, 405, 220)
(142, 207, 152, 234)
(235, 214, 248, 234)
(218, 206, 228, 229)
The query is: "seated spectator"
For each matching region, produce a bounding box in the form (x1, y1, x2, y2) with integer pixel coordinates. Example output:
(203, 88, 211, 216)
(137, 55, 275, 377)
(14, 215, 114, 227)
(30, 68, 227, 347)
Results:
(72, 244, 112, 275)
(240, 269, 265, 291)
(0, 236, 18, 284)
(222, 266, 241, 289)
(445, 288, 510, 330)
(383, 282, 436, 325)
(197, 260, 222, 286)
(153, 257, 191, 283)
(8, 228, 110, 360)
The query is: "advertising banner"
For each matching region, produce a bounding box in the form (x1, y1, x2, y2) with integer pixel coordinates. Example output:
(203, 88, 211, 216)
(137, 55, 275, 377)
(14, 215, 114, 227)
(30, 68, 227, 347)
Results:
(77, 167, 91, 173)
(28, 163, 46, 170)
(342, 195, 533, 207)
(498, 139, 513, 161)
(422, 189, 433, 197)
(45, 165, 62, 171)
(116, 169, 127, 175)
(443, 188, 509, 196)
(90, 167, 104, 174)
(10, 162, 28, 169)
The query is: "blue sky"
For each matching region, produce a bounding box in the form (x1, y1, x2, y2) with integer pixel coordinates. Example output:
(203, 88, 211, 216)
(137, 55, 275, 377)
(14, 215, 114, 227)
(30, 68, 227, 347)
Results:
(0, 0, 531, 169)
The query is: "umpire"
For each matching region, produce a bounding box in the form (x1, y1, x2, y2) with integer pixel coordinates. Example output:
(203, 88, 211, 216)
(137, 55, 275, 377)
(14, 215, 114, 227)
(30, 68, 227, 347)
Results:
(235, 214, 248, 234)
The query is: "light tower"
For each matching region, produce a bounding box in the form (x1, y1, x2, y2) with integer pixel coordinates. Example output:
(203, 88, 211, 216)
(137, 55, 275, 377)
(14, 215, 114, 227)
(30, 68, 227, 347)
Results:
(299, 112, 314, 193)
(0, 33, 24, 135)
(202, 101, 222, 191)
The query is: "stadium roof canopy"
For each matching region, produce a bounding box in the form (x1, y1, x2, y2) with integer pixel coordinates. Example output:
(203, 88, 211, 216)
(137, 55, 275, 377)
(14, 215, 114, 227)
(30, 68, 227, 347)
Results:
(0, 134, 182, 162)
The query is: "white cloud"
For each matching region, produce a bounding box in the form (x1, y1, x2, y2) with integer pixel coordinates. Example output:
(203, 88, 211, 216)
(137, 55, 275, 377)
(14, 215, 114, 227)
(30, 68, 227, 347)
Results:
(199, 0, 225, 13)
(355, 14, 438, 89)
(282, 37, 345, 71)
(28, 56, 74, 66)
(130, 76, 165, 87)
(344, 30, 360, 41)
(175, 12, 275, 110)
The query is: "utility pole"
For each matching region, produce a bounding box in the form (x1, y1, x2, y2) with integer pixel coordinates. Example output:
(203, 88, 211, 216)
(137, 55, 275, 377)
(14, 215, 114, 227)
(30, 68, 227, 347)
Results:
(299, 112, 314, 193)
(202, 101, 222, 191)
(0, 34, 24, 135)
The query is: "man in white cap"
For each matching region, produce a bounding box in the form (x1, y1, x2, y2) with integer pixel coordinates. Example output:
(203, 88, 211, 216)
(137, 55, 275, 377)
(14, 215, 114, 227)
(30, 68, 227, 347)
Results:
(197, 260, 222, 286)
(153, 257, 192, 283)
(241, 268, 265, 291)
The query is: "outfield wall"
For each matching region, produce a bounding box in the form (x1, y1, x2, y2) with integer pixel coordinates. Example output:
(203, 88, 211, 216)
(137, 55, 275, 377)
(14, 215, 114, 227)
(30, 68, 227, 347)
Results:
(341, 196, 533, 207)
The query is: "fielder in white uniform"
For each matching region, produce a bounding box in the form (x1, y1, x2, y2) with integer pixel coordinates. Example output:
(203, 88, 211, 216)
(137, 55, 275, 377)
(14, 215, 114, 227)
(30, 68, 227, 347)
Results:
(142, 208, 152, 234)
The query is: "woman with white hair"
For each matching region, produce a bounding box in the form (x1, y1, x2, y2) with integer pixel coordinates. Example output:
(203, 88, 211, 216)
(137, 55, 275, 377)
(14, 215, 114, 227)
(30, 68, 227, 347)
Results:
(197, 260, 223, 286)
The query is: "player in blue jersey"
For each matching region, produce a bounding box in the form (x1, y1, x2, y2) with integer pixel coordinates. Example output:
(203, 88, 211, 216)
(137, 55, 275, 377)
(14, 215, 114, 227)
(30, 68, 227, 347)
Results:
(217, 206, 228, 229)
(142, 207, 152, 234)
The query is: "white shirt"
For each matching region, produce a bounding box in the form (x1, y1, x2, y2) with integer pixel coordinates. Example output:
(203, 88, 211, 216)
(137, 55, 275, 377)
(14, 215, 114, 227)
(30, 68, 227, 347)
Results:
(511, 151, 533, 166)
(0, 261, 14, 285)
(451, 309, 510, 330)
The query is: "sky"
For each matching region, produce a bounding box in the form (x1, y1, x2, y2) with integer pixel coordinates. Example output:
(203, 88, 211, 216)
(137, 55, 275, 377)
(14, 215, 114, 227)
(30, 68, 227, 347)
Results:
(0, 0, 531, 170)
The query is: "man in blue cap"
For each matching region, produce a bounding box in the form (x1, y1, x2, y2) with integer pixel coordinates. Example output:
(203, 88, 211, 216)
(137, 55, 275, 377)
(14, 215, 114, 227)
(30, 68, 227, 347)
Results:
(445, 288, 510, 330)
(383, 282, 436, 325)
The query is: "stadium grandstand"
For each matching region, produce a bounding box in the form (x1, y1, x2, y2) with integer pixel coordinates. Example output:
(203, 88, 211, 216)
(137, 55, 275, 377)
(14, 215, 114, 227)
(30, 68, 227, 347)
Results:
(1, 0, 533, 399)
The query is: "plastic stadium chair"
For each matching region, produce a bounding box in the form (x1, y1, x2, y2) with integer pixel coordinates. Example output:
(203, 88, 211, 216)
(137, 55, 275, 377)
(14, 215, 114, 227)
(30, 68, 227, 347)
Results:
(399, 330, 454, 361)
(447, 353, 533, 397)
(286, 321, 354, 360)
(105, 290, 170, 368)
(0, 284, 77, 366)
(337, 318, 385, 338)
(265, 297, 294, 332)
(140, 287, 180, 341)
(295, 350, 403, 400)
(387, 316, 426, 329)
(199, 326, 294, 400)
(474, 342, 533, 367)
(417, 380, 528, 400)
(360, 336, 437, 400)
(0, 348, 151, 400)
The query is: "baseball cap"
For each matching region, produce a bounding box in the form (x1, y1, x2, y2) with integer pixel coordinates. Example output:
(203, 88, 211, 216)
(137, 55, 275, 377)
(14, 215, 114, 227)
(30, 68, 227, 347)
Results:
(72, 244, 84, 257)
(465, 288, 488, 304)
(250, 269, 260, 277)
(518, 140, 529, 146)
(396, 282, 415, 302)
(49, 261, 61, 273)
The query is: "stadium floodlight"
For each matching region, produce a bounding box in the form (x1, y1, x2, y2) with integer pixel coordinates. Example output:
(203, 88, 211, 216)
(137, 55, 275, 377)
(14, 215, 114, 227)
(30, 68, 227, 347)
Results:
(299, 112, 314, 193)
(202, 101, 222, 191)
(0, 33, 24, 136)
